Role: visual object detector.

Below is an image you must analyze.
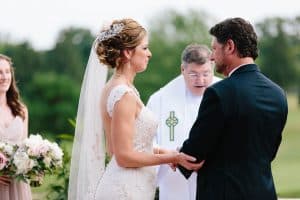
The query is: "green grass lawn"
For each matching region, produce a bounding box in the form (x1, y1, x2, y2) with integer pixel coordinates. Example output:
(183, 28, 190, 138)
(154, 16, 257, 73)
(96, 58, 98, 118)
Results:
(31, 175, 59, 200)
(32, 94, 300, 199)
(273, 93, 300, 197)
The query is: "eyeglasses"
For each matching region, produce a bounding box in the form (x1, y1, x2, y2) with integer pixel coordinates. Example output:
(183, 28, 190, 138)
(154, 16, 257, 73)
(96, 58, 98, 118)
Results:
(186, 72, 211, 80)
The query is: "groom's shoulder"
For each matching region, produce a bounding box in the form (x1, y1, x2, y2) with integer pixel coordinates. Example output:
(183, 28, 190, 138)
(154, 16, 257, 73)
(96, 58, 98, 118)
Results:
(211, 77, 228, 89)
(209, 77, 235, 98)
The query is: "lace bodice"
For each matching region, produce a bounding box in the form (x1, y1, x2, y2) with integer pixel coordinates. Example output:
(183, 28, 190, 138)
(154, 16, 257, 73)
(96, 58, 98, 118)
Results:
(0, 116, 24, 144)
(94, 84, 158, 200)
(106, 84, 158, 153)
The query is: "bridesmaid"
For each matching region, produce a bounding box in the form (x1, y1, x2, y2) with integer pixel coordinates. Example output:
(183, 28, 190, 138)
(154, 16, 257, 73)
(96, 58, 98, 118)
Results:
(0, 54, 32, 200)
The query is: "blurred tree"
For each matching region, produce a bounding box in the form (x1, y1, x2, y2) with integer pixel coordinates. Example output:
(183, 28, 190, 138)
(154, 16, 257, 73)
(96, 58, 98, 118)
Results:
(256, 17, 299, 90)
(290, 16, 300, 106)
(46, 27, 94, 82)
(0, 42, 43, 93)
(24, 72, 80, 136)
(135, 9, 216, 102)
(0, 28, 94, 138)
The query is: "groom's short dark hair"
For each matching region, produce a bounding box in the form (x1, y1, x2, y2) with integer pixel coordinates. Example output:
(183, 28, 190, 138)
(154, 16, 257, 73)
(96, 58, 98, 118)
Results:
(209, 17, 258, 60)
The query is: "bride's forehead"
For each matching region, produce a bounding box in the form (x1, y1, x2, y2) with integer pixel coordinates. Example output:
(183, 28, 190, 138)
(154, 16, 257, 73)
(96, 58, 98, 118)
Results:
(138, 36, 149, 45)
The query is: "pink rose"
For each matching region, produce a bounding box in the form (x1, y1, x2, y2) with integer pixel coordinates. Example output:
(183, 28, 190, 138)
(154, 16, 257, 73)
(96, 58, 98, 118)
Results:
(27, 143, 49, 157)
(0, 152, 8, 170)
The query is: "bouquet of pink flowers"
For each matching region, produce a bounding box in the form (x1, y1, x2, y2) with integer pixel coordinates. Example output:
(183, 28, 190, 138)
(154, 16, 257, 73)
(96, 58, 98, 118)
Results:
(0, 134, 63, 186)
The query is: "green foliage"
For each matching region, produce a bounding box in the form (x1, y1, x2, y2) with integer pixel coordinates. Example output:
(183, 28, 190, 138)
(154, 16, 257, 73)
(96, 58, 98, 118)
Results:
(0, 42, 44, 93)
(46, 143, 71, 200)
(256, 17, 300, 90)
(24, 72, 80, 135)
(46, 27, 94, 82)
(43, 118, 77, 200)
(298, 83, 300, 106)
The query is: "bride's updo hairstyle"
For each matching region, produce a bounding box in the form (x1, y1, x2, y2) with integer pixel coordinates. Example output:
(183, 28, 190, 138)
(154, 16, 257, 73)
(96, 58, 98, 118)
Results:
(96, 18, 146, 69)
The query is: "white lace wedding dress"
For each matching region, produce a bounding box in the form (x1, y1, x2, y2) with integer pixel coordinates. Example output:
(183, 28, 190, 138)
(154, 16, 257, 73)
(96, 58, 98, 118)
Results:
(94, 84, 158, 200)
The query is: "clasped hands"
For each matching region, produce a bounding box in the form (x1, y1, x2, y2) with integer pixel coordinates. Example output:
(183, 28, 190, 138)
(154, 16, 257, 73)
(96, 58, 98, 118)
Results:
(170, 150, 205, 172)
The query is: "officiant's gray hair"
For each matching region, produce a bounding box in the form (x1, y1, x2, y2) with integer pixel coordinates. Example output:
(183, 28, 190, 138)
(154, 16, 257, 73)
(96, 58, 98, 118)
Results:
(181, 44, 212, 67)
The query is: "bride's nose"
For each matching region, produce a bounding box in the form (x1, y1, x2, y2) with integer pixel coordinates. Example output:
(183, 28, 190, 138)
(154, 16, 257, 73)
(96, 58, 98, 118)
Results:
(147, 50, 152, 59)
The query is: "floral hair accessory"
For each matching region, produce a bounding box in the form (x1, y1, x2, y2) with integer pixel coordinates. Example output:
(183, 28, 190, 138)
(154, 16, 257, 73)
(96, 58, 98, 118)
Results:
(97, 23, 124, 42)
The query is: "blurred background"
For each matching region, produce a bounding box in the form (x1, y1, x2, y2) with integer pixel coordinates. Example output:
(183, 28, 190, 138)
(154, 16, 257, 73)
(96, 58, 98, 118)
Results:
(1, 0, 299, 199)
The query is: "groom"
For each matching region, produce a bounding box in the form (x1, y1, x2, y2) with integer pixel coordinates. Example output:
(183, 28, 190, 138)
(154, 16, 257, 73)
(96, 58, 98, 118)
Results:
(179, 17, 288, 200)
(147, 44, 220, 200)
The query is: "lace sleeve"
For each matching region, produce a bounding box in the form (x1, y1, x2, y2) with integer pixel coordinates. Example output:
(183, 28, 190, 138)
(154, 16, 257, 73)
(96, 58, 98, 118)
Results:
(106, 85, 133, 117)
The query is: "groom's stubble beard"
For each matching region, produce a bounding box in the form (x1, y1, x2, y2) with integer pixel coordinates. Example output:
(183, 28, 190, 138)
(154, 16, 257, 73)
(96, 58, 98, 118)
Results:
(215, 62, 226, 75)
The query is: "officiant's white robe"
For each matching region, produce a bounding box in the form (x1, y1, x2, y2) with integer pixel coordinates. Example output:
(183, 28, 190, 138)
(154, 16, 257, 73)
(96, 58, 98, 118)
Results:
(147, 75, 221, 200)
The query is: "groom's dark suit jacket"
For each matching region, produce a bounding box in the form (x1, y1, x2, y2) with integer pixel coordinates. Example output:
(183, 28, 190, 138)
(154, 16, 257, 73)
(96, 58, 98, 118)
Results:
(180, 64, 288, 200)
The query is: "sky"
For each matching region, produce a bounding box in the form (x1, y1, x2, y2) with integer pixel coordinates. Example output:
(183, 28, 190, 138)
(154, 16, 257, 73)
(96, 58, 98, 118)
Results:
(1, 0, 299, 50)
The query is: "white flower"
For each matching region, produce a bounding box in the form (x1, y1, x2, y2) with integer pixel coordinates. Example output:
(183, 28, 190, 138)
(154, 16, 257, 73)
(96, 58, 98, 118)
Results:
(43, 156, 52, 168)
(0, 142, 14, 156)
(7, 133, 64, 184)
(24, 134, 44, 149)
(13, 150, 36, 174)
(3, 144, 14, 156)
(24, 134, 50, 157)
(0, 142, 4, 149)
(48, 142, 64, 161)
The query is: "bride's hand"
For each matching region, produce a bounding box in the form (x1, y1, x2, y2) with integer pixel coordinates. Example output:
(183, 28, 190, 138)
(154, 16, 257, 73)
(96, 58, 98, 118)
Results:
(169, 163, 177, 171)
(0, 176, 11, 186)
(175, 153, 205, 171)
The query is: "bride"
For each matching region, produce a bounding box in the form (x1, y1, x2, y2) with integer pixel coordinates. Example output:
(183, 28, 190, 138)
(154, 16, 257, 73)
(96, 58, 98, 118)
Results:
(68, 18, 203, 200)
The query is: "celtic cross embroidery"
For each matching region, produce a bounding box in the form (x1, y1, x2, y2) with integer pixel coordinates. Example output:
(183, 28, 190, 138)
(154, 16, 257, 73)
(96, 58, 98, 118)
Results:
(165, 111, 178, 141)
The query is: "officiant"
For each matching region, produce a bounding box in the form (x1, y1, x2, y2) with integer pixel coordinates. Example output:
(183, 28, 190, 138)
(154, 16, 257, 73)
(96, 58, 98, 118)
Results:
(147, 44, 221, 200)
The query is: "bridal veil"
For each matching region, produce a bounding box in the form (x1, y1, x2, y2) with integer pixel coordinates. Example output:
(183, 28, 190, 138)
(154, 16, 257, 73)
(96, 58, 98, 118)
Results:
(68, 41, 108, 200)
